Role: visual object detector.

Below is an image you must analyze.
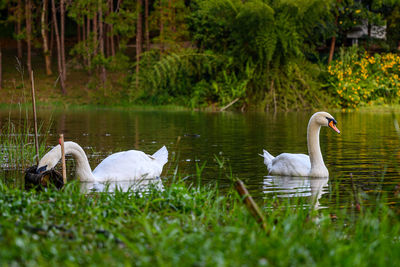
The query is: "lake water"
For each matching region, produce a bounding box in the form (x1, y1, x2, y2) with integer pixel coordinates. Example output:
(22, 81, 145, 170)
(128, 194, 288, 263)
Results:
(1, 108, 400, 209)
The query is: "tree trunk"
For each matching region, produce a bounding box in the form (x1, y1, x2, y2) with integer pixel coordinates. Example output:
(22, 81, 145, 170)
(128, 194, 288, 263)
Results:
(137, 0, 143, 55)
(25, 0, 32, 79)
(41, 0, 52, 75)
(82, 18, 86, 45)
(115, 0, 121, 52)
(105, 0, 111, 57)
(17, 0, 23, 60)
(328, 14, 338, 64)
(86, 15, 91, 73)
(329, 1, 341, 64)
(328, 36, 336, 64)
(82, 17, 87, 66)
(77, 20, 81, 44)
(136, 0, 143, 90)
(105, 24, 110, 57)
(159, 0, 164, 54)
(0, 44, 2, 90)
(60, 0, 66, 81)
(50, 15, 54, 56)
(99, 0, 107, 86)
(110, 28, 115, 56)
(51, 0, 66, 94)
(93, 12, 98, 56)
(145, 0, 150, 51)
(111, 0, 116, 56)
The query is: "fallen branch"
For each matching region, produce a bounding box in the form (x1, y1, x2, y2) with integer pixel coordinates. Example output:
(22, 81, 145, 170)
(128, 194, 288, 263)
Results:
(220, 98, 239, 112)
(350, 173, 361, 213)
(234, 179, 268, 233)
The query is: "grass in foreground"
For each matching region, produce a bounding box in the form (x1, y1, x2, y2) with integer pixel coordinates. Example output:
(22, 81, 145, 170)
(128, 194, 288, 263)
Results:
(1, 177, 400, 266)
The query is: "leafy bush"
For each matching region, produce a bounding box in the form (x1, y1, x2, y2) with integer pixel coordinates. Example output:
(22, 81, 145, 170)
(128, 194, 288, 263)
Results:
(131, 49, 223, 106)
(131, 0, 333, 110)
(328, 47, 400, 108)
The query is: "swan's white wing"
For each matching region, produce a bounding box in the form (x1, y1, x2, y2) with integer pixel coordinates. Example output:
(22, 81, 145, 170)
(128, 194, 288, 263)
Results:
(92, 150, 163, 181)
(260, 149, 275, 170)
(269, 153, 311, 177)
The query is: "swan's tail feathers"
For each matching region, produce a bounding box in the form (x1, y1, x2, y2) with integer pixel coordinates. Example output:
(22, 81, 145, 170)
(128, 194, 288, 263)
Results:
(152, 146, 168, 166)
(260, 149, 274, 168)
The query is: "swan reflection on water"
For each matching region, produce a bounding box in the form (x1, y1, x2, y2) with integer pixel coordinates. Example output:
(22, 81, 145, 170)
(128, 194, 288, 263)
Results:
(263, 176, 329, 209)
(79, 177, 164, 194)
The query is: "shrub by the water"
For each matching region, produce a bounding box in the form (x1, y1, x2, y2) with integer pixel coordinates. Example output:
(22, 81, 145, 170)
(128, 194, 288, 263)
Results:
(328, 47, 400, 109)
(132, 0, 332, 111)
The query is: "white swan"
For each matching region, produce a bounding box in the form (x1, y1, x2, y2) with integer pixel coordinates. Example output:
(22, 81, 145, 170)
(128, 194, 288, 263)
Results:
(37, 141, 168, 182)
(261, 111, 340, 177)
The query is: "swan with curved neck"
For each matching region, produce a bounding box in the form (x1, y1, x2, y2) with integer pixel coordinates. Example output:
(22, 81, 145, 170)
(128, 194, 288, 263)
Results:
(37, 141, 168, 182)
(261, 111, 340, 177)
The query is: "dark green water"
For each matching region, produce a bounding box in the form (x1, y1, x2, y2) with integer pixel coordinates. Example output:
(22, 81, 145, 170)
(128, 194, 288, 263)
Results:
(1, 108, 400, 209)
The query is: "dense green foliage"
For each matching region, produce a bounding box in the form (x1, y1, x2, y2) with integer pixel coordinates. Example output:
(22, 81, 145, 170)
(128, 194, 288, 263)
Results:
(2, 0, 400, 109)
(1, 178, 400, 266)
(132, 0, 400, 110)
(135, 0, 333, 110)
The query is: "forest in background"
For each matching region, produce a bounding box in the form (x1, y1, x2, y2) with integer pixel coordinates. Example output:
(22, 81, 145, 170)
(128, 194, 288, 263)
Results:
(1, 0, 400, 111)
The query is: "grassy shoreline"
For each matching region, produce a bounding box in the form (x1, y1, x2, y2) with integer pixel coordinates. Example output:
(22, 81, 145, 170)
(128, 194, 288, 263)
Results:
(1, 177, 400, 266)
(0, 102, 190, 112)
(3, 99, 400, 113)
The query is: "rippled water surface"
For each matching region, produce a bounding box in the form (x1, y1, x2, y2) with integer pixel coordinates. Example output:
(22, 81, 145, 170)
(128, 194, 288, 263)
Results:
(1, 108, 400, 209)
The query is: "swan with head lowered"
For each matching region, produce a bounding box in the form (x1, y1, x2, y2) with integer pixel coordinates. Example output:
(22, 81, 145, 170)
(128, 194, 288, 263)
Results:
(261, 111, 340, 177)
(37, 141, 168, 182)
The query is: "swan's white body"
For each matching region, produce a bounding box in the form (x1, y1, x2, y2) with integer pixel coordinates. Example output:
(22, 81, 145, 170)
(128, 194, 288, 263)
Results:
(261, 111, 340, 177)
(262, 151, 311, 177)
(37, 141, 168, 182)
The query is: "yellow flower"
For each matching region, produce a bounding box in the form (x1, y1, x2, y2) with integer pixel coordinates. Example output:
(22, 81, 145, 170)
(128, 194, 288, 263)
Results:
(355, 9, 361, 14)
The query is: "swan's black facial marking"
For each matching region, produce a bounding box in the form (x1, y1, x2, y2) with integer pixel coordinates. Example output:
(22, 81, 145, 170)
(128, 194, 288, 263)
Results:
(326, 117, 340, 134)
(37, 165, 47, 174)
(326, 117, 337, 125)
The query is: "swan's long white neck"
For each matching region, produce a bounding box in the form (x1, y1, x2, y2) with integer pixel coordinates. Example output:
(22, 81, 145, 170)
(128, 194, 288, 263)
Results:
(43, 142, 97, 181)
(307, 117, 327, 176)
(64, 142, 96, 181)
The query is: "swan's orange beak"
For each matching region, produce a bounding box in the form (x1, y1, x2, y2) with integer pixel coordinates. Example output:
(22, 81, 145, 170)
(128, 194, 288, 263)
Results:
(329, 121, 340, 134)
